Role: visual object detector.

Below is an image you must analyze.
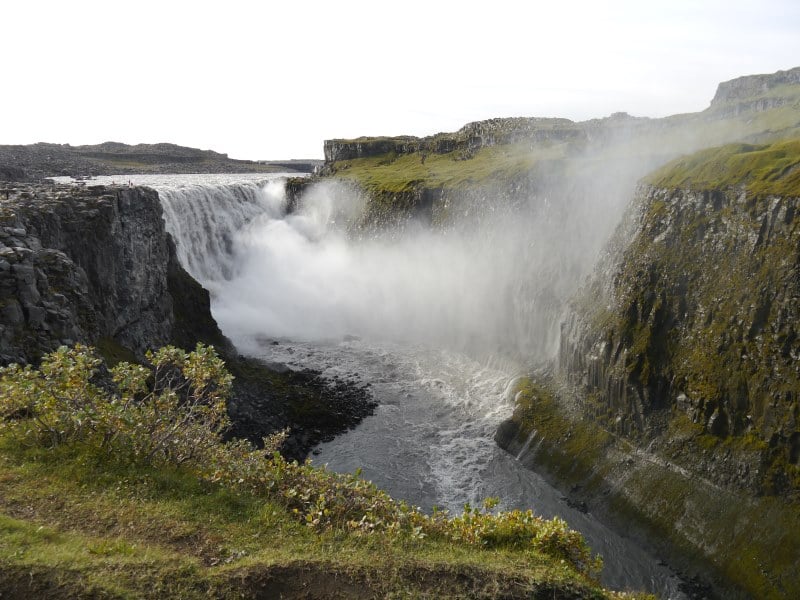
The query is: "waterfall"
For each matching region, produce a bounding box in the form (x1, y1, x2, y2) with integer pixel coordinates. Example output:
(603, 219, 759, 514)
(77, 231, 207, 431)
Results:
(151, 173, 689, 598)
(155, 173, 632, 362)
(159, 179, 289, 287)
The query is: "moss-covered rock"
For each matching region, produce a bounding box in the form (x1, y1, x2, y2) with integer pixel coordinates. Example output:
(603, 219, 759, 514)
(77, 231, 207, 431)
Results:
(496, 377, 800, 600)
(525, 139, 800, 598)
(558, 139, 800, 499)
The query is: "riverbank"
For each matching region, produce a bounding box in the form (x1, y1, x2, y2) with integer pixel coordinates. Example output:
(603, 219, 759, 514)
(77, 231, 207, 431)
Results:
(495, 376, 800, 599)
(0, 347, 644, 600)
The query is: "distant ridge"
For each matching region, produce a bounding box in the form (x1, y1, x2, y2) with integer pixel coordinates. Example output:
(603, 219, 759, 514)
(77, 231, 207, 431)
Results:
(0, 141, 323, 181)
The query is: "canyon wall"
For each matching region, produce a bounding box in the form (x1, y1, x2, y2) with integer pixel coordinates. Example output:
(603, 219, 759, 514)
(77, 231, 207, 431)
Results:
(496, 139, 800, 599)
(0, 184, 187, 364)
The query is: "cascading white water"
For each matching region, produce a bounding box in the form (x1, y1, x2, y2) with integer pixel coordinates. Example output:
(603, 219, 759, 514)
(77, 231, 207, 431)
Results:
(146, 173, 689, 598)
(159, 179, 290, 286)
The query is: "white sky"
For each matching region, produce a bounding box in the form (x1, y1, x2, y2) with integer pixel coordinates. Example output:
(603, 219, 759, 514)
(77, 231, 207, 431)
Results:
(2, 0, 799, 159)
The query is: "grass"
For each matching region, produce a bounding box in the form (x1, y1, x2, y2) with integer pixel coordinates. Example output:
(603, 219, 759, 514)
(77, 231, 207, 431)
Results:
(645, 138, 800, 197)
(0, 417, 644, 599)
(329, 142, 568, 193)
(0, 345, 654, 598)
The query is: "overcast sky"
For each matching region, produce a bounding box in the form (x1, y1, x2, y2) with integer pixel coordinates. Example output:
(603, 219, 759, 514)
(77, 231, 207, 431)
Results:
(2, 0, 798, 160)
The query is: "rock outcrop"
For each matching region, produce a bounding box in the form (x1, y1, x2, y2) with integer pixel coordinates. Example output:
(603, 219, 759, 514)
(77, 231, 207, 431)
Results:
(495, 139, 800, 599)
(705, 66, 800, 119)
(710, 66, 800, 105)
(323, 117, 586, 164)
(0, 183, 177, 364)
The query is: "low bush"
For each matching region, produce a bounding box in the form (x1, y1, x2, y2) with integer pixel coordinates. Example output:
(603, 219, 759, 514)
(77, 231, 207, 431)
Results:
(0, 344, 602, 579)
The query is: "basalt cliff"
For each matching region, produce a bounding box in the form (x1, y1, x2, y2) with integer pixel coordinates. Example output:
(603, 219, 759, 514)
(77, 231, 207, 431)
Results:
(0, 184, 180, 364)
(494, 142, 800, 600)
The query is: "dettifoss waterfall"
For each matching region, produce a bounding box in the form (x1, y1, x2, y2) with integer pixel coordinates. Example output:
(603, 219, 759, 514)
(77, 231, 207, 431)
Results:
(104, 173, 688, 598)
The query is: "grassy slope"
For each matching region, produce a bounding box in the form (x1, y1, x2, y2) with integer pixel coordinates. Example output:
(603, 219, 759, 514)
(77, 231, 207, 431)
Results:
(330, 142, 567, 193)
(645, 138, 800, 197)
(0, 434, 640, 600)
(326, 86, 800, 198)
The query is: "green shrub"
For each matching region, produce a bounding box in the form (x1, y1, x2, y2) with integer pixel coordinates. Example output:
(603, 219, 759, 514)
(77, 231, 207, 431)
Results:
(0, 344, 233, 466)
(0, 344, 602, 580)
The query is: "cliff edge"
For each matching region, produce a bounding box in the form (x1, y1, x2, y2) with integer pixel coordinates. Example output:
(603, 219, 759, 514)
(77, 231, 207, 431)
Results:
(497, 139, 800, 599)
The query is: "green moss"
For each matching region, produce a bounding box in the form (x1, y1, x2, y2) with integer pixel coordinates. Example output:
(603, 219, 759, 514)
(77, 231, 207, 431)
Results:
(506, 377, 800, 600)
(646, 138, 800, 197)
(330, 142, 567, 194)
(511, 378, 613, 490)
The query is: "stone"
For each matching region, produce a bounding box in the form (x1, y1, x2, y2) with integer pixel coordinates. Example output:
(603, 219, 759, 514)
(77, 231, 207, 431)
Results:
(1, 299, 24, 326)
(26, 306, 46, 328)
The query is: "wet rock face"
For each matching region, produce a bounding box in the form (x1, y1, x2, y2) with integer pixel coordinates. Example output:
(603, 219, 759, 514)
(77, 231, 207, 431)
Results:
(0, 183, 175, 363)
(560, 184, 800, 497)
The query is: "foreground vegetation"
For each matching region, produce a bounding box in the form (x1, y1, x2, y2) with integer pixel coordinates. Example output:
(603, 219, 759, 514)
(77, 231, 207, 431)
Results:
(0, 345, 647, 599)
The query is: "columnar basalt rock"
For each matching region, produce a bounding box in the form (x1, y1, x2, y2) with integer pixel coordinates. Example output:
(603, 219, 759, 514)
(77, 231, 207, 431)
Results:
(558, 181, 800, 497)
(0, 183, 177, 363)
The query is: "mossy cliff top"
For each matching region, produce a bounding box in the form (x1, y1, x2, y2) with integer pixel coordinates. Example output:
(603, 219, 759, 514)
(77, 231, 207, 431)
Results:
(321, 67, 800, 199)
(645, 138, 800, 197)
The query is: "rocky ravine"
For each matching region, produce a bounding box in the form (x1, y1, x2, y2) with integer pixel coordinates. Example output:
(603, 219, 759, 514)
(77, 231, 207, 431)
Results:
(496, 140, 800, 600)
(0, 182, 374, 460)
